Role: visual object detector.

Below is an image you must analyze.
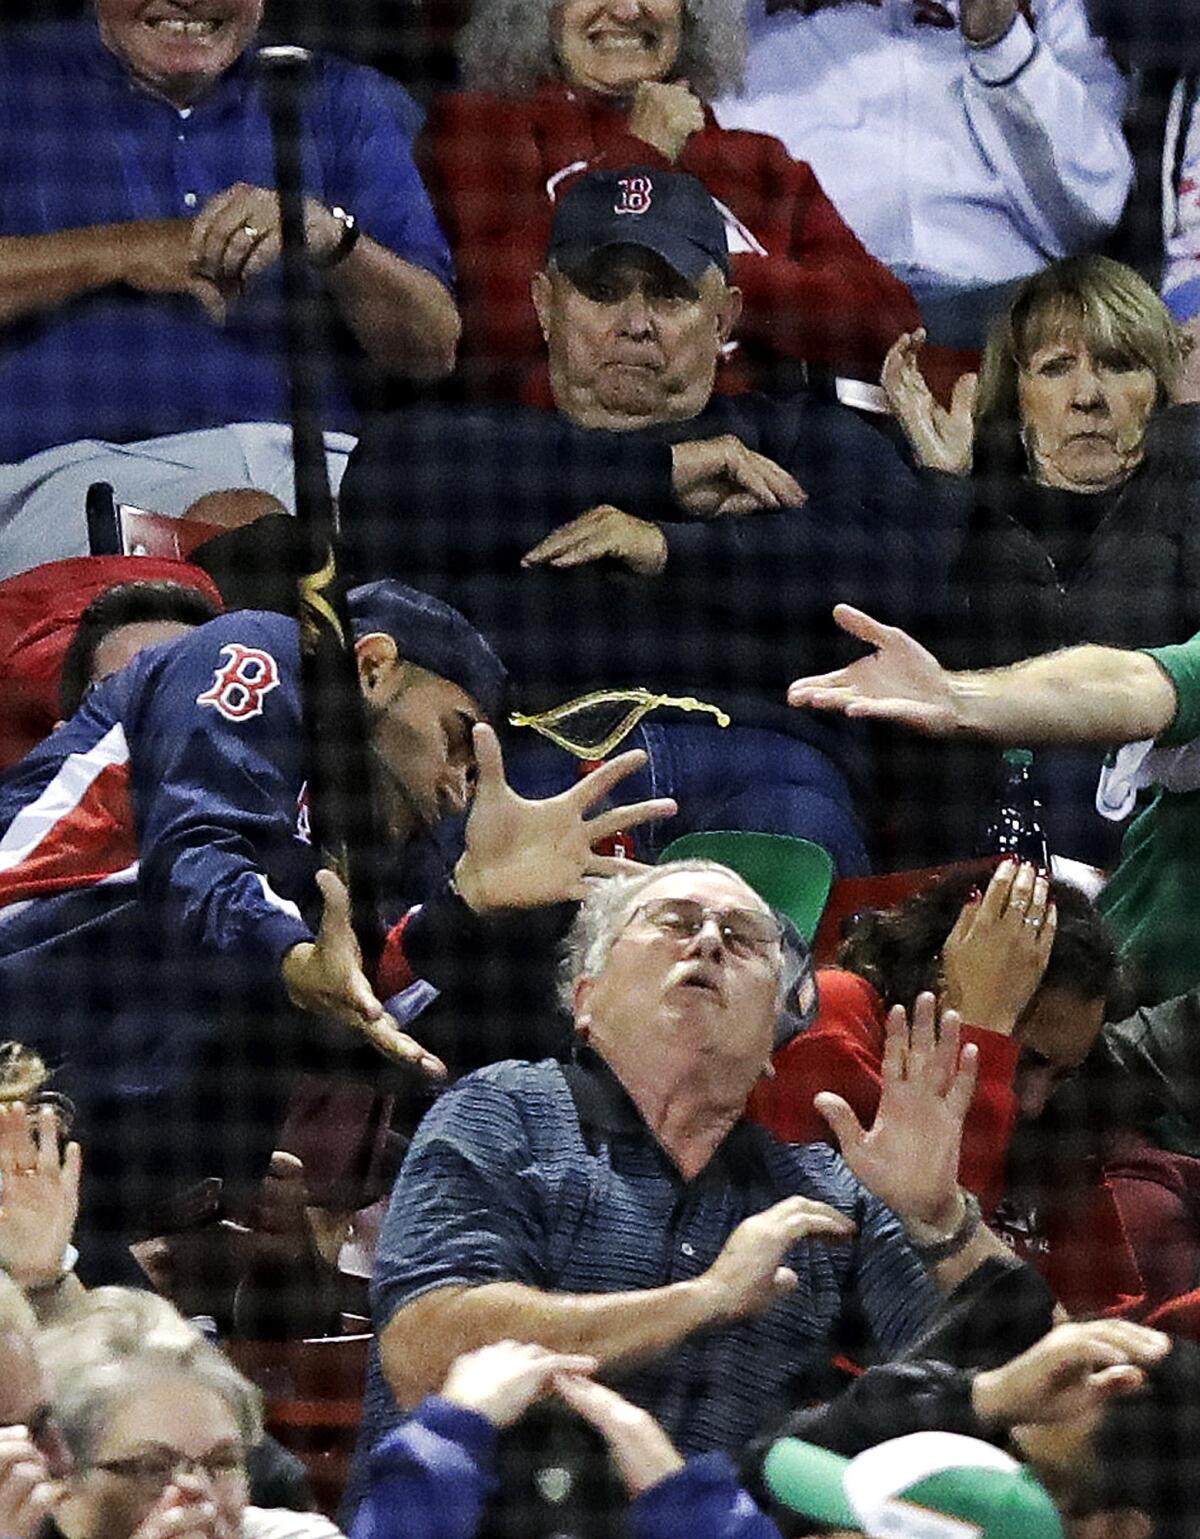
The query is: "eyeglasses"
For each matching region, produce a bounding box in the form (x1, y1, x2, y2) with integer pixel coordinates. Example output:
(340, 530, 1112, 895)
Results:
(90, 1448, 247, 1488)
(627, 898, 782, 958)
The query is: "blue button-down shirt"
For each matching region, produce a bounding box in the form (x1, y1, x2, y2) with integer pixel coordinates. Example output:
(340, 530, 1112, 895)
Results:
(0, 19, 453, 461)
(349, 1052, 936, 1515)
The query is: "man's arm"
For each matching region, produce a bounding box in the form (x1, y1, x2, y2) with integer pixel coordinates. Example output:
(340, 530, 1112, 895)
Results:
(788, 605, 1180, 744)
(188, 186, 459, 379)
(322, 232, 459, 379)
(381, 1193, 855, 1407)
(0, 221, 227, 329)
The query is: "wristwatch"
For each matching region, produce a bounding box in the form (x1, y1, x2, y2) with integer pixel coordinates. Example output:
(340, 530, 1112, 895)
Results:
(314, 205, 360, 270)
(906, 1190, 982, 1265)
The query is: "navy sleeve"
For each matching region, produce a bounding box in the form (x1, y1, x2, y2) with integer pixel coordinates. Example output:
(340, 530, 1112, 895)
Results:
(340, 407, 676, 584)
(351, 1397, 497, 1539)
(632, 1455, 784, 1539)
(123, 616, 315, 981)
(846, 1178, 939, 1358)
(371, 1067, 556, 1331)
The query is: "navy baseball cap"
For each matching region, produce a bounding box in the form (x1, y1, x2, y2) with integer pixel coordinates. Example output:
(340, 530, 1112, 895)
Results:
(347, 580, 507, 723)
(548, 166, 731, 283)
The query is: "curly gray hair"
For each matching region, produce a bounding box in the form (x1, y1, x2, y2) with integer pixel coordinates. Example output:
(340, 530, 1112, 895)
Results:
(558, 858, 797, 1014)
(457, 0, 747, 102)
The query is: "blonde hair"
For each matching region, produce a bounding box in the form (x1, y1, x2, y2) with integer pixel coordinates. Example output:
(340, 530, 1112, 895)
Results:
(0, 1043, 50, 1104)
(974, 255, 1186, 470)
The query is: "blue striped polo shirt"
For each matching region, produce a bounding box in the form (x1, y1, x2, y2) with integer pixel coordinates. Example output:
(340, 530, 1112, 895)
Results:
(348, 1052, 936, 1514)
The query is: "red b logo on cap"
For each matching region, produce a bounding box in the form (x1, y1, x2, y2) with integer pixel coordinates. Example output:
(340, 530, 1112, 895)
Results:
(614, 176, 653, 216)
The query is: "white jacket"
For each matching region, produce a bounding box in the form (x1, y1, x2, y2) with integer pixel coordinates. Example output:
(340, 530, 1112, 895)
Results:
(714, 0, 1132, 296)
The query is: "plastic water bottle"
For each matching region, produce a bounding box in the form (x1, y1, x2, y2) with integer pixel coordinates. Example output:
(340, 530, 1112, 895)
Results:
(975, 748, 1050, 867)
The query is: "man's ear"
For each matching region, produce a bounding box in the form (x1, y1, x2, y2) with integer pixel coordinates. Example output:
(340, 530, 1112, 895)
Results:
(531, 270, 554, 343)
(354, 631, 400, 697)
(717, 284, 743, 346)
(574, 976, 594, 1040)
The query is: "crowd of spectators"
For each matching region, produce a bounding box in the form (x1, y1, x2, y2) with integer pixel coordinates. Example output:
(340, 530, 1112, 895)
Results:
(3, 1, 1200, 1538)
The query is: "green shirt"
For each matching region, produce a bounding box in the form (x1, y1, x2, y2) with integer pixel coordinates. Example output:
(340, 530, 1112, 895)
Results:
(1099, 633, 1200, 1003)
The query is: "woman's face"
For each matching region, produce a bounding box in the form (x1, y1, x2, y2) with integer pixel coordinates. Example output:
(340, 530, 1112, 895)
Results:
(61, 1377, 247, 1539)
(1016, 331, 1158, 492)
(553, 0, 683, 96)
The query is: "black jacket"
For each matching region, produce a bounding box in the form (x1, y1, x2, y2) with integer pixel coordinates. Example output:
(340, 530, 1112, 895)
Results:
(340, 394, 961, 779)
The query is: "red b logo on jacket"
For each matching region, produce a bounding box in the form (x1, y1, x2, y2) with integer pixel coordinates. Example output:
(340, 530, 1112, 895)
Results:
(614, 176, 653, 215)
(197, 644, 281, 722)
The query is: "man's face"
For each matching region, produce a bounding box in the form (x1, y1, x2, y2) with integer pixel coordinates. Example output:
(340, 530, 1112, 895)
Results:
(552, 0, 683, 97)
(364, 659, 482, 839)
(1013, 988, 1105, 1120)
(95, 0, 264, 106)
(577, 868, 782, 1095)
(92, 621, 196, 687)
(533, 247, 741, 430)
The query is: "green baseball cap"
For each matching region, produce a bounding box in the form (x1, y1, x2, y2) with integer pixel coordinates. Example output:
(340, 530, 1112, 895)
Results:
(657, 831, 834, 942)
(764, 1433, 1065, 1539)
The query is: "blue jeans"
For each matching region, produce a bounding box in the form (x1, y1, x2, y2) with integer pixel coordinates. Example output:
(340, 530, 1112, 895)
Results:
(504, 722, 869, 877)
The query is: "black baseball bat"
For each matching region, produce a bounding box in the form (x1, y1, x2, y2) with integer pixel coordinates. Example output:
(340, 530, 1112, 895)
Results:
(259, 43, 385, 969)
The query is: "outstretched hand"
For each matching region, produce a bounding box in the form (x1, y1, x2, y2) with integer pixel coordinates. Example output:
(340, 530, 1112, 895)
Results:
(281, 870, 447, 1078)
(452, 725, 676, 913)
(972, 1320, 1171, 1430)
(816, 992, 978, 1228)
(787, 605, 961, 734)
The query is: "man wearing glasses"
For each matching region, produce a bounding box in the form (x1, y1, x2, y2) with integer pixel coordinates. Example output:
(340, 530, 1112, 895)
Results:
(346, 859, 1021, 1511)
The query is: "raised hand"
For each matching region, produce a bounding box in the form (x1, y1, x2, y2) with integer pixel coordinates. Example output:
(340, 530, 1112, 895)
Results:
(554, 1374, 685, 1496)
(521, 505, 668, 576)
(938, 859, 1056, 1034)
(972, 1321, 1171, 1429)
(0, 1102, 81, 1291)
(440, 1341, 598, 1428)
(281, 870, 447, 1077)
(0, 1426, 55, 1539)
(628, 81, 706, 163)
(881, 329, 977, 475)
(787, 605, 960, 733)
(671, 436, 807, 518)
(451, 725, 676, 913)
(700, 1195, 856, 1324)
(816, 992, 978, 1228)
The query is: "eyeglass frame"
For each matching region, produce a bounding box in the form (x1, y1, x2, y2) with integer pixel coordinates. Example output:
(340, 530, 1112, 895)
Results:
(622, 896, 784, 959)
(86, 1447, 248, 1488)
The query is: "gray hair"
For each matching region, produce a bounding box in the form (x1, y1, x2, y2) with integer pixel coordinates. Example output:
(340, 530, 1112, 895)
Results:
(457, 0, 747, 102)
(558, 858, 796, 1012)
(39, 1288, 263, 1468)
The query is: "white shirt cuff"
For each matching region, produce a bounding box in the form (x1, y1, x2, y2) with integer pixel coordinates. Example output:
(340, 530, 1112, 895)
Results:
(967, 13, 1036, 83)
